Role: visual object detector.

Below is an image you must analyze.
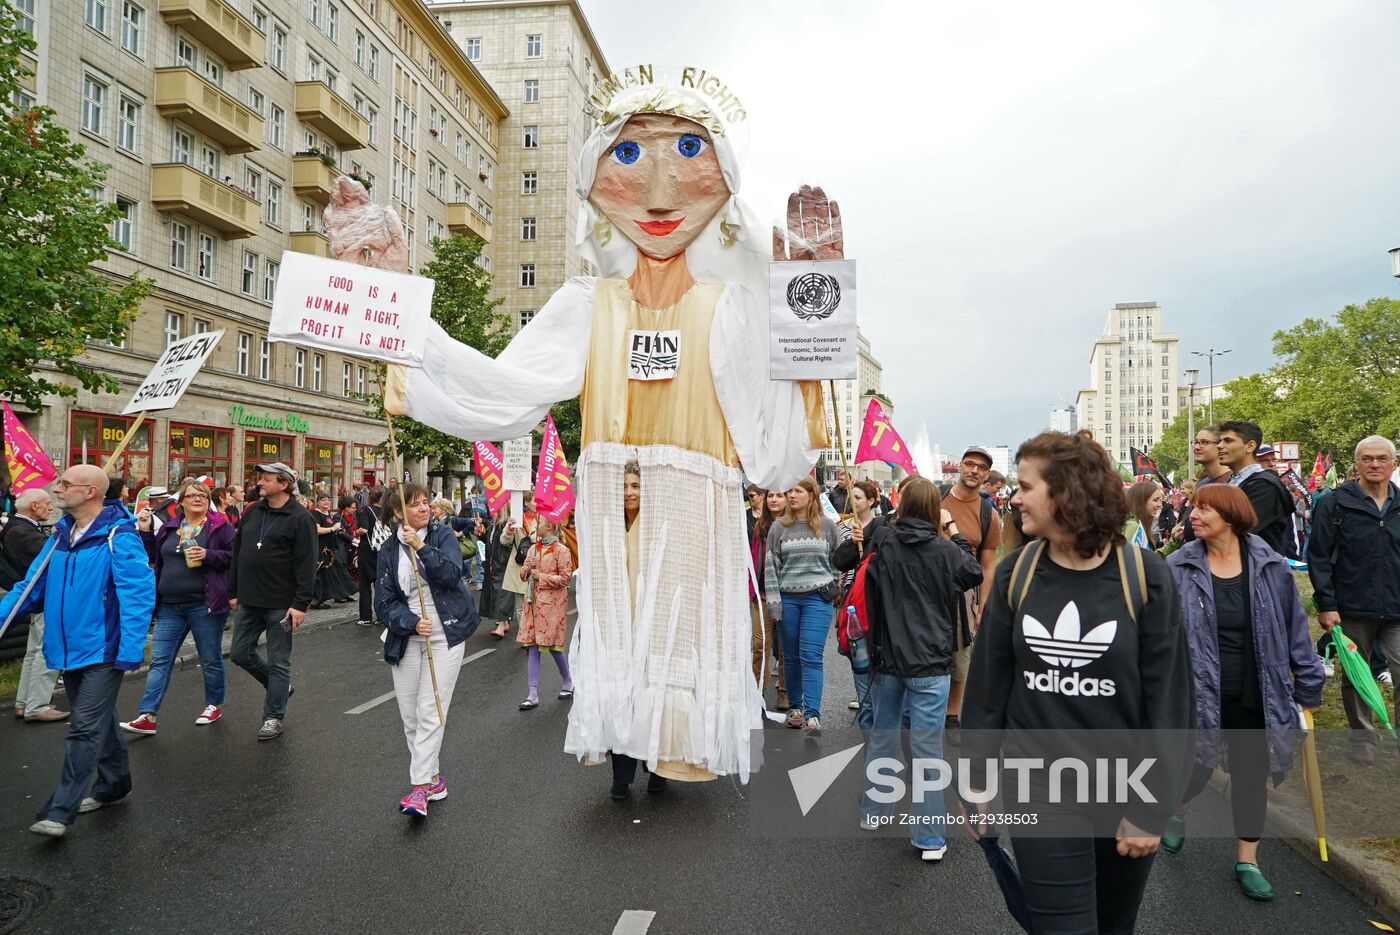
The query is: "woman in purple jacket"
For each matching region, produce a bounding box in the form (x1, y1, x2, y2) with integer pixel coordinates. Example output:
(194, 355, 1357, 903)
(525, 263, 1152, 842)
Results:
(1164, 483, 1324, 902)
(120, 479, 236, 735)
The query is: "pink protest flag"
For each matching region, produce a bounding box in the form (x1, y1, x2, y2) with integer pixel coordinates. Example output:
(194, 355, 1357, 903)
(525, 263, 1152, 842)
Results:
(472, 441, 510, 515)
(3, 402, 57, 493)
(854, 398, 920, 476)
(533, 414, 575, 523)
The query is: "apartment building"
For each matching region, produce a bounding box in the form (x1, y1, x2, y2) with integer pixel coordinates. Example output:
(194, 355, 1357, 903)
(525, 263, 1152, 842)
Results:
(13, 0, 506, 491)
(1074, 302, 1180, 465)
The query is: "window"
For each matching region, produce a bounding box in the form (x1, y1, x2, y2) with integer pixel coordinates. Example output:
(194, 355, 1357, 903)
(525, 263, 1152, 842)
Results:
(294, 349, 305, 387)
(112, 196, 135, 250)
(268, 103, 284, 148)
(356, 366, 366, 394)
(526, 33, 542, 57)
(176, 37, 196, 69)
(453, 177, 469, 202)
(368, 44, 379, 80)
(308, 0, 320, 28)
(170, 221, 190, 271)
(271, 23, 288, 72)
(263, 259, 279, 301)
(327, 1, 338, 41)
(241, 250, 258, 295)
(199, 144, 218, 178)
(521, 217, 536, 241)
(325, 67, 339, 94)
(520, 263, 535, 288)
(120, 1, 144, 56)
(197, 232, 215, 280)
(342, 361, 352, 395)
(14, 0, 34, 35)
(366, 103, 379, 146)
(244, 165, 262, 202)
(464, 38, 481, 61)
(312, 354, 324, 391)
(251, 4, 267, 32)
(455, 132, 467, 163)
(172, 127, 192, 164)
(521, 171, 537, 195)
(258, 338, 271, 380)
(523, 79, 539, 103)
(307, 52, 322, 82)
(265, 180, 282, 226)
(81, 75, 108, 136)
(519, 310, 535, 329)
(193, 318, 210, 335)
(86, 0, 108, 33)
(523, 125, 538, 148)
(203, 59, 222, 87)
(237, 333, 250, 375)
(117, 96, 140, 152)
(247, 87, 264, 117)
(355, 30, 366, 68)
(164, 312, 182, 348)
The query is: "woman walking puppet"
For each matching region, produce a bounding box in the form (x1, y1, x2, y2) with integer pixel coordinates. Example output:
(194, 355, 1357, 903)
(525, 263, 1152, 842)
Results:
(329, 67, 838, 781)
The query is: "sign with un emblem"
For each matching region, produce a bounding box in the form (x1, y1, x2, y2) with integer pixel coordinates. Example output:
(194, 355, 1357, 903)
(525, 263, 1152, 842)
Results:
(769, 260, 857, 380)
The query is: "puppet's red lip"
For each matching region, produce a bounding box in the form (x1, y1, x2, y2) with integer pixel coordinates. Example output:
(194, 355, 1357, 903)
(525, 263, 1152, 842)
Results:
(635, 218, 684, 236)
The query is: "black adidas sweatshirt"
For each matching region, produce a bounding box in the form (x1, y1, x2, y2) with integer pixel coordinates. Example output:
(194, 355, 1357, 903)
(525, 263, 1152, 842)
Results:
(962, 545, 1195, 835)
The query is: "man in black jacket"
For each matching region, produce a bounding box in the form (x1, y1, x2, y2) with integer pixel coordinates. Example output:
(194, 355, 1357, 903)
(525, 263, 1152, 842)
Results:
(227, 463, 318, 741)
(1219, 421, 1295, 557)
(1307, 435, 1400, 763)
(3, 489, 67, 722)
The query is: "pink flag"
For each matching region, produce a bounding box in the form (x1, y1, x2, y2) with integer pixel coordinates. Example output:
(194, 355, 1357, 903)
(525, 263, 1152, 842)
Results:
(533, 414, 575, 523)
(854, 398, 919, 476)
(3, 402, 57, 493)
(472, 441, 510, 515)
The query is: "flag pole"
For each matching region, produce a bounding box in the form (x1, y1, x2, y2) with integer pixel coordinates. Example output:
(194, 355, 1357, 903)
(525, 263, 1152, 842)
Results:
(386, 414, 446, 727)
(827, 380, 861, 557)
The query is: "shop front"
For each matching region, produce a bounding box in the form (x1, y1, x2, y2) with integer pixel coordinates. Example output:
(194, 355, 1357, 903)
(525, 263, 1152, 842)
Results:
(70, 411, 151, 489)
(168, 423, 233, 487)
(304, 437, 346, 496)
(353, 443, 386, 486)
(242, 431, 295, 486)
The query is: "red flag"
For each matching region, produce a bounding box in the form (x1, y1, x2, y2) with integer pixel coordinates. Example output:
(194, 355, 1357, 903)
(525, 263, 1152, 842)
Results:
(854, 398, 919, 476)
(472, 441, 509, 515)
(3, 402, 56, 493)
(1307, 452, 1324, 491)
(532, 414, 575, 523)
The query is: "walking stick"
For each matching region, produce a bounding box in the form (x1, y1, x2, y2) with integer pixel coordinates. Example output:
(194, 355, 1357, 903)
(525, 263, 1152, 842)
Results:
(826, 380, 861, 557)
(386, 416, 446, 727)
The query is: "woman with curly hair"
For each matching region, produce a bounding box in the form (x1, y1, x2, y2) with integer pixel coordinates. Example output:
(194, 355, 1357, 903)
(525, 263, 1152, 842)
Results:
(963, 431, 1194, 932)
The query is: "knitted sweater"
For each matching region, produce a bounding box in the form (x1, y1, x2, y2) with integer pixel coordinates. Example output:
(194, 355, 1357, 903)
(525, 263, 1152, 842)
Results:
(764, 516, 840, 611)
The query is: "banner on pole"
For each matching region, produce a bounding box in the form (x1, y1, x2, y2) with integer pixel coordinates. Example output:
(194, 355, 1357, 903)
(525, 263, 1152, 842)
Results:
(532, 415, 575, 522)
(472, 441, 509, 515)
(769, 260, 857, 380)
(502, 436, 532, 491)
(122, 330, 224, 414)
(854, 398, 919, 476)
(267, 252, 434, 364)
(2, 402, 57, 493)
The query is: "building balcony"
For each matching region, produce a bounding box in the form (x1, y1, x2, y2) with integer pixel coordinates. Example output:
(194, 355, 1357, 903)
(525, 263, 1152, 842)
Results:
(294, 82, 368, 149)
(154, 67, 263, 154)
(158, 0, 264, 70)
(289, 231, 331, 257)
(150, 163, 258, 238)
(292, 155, 340, 205)
(446, 203, 492, 243)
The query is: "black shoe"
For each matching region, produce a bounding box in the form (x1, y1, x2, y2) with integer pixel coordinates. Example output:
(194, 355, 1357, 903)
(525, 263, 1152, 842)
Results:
(647, 773, 669, 795)
(944, 714, 961, 746)
(610, 782, 631, 801)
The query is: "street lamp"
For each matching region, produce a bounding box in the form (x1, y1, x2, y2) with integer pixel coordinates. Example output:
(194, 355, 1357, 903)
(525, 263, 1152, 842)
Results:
(1390, 247, 1400, 279)
(1184, 368, 1199, 479)
(1191, 348, 1231, 424)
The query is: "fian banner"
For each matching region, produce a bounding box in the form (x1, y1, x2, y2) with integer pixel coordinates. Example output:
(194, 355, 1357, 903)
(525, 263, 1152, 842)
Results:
(472, 441, 509, 515)
(769, 259, 857, 380)
(532, 414, 575, 522)
(268, 252, 434, 364)
(122, 330, 224, 414)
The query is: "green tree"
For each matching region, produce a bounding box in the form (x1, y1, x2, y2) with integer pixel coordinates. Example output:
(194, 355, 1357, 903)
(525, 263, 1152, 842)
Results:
(0, 9, 151, 410)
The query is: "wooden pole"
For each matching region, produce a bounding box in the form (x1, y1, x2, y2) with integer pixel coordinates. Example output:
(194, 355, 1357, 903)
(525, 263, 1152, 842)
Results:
(101, 410, 147, 474)
(827, 380, 861, 557)
(386, 415, 446, 726)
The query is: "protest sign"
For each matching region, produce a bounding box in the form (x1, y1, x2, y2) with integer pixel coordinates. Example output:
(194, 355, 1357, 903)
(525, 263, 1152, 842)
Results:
(769, 260, 857, 380)
(473, 441, 509, 515)
(532, 415, 575, 522)
(3, 402, 56, 493)
(268, 251, 434, 364)
(122, 331, 224, 415)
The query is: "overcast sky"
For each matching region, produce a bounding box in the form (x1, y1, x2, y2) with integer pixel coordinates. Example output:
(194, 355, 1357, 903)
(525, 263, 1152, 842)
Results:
(581, 0, 1400, 470)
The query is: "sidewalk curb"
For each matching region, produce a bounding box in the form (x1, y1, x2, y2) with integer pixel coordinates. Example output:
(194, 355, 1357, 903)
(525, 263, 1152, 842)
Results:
(1208, 770, 1400, 922)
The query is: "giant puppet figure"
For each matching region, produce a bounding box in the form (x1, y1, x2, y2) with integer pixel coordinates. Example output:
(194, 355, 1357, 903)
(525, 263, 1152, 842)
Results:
(330, 67, 839, 780)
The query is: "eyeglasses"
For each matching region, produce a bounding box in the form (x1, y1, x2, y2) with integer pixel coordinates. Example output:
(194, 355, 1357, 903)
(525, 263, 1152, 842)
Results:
(1359, 455, 1395, 465)
(1192, 439, 1215, 446)
(183, 492, 209, 500)
(54, 480, 96, 491)
(961, 460, 989, 472)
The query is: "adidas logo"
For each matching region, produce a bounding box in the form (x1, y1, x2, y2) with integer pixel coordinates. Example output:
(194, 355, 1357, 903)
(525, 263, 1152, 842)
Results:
(1022, 602, 1117, 697)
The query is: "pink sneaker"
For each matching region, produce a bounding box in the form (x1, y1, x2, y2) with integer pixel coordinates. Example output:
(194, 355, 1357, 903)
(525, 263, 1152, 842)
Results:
(120, 713, 158, 735)
(399, 787, 430, 817)
(425, 776, 448, 801)
(195, 705, 222, 726)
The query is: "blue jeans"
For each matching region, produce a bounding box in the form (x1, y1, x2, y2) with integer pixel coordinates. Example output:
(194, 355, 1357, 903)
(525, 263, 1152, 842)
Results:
(779, 591, 833, 719)
(231, 606, 295, 720)
(38, 664, 129, 824)
(861, 672, 952, 850)
(852, 668, 875, 732)
(138, 601, 228, 714)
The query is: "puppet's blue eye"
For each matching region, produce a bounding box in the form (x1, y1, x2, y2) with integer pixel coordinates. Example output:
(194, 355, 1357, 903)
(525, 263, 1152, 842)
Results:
(676, 134, 705, 158)
(612, 141, 643, 165)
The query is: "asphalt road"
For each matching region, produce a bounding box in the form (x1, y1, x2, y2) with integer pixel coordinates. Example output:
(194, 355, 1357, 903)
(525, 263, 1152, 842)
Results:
(0, 621, 1387, 934)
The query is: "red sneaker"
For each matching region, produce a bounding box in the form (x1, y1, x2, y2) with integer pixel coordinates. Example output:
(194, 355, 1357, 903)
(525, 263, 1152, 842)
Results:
(120, 713, 158, 735)
(425, 776, 447, 801)
(399, 787, 430, 817)
(195, 705, 222, 726)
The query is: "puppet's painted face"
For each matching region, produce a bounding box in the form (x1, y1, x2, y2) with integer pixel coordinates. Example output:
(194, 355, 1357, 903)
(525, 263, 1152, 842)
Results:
(588, 114, 730, 260)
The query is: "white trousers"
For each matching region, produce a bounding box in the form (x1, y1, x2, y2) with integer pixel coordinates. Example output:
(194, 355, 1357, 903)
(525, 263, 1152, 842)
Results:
(391, 633, 465, 786)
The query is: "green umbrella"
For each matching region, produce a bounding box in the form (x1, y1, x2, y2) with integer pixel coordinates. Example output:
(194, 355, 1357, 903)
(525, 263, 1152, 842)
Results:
(1332, 625, 1393, 732)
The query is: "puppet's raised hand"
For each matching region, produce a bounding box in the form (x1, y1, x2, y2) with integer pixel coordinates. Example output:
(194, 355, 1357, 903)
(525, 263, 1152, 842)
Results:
(771, 184, 844, 262)
(325, 177, 409, 273)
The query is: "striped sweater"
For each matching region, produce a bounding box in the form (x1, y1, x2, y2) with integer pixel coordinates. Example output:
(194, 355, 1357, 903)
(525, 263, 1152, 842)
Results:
(764, 516, 840, 609)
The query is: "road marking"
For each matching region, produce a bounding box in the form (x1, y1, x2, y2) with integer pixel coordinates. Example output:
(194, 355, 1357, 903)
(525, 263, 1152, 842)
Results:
(611, 910, 655, 935)
(344, 647, 497, 714)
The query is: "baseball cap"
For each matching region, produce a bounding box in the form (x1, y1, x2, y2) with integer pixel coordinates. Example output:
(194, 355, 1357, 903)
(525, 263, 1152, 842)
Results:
(256, 462, 298, 482)
(961, 446, 994, 466)
(1255, 444, 1276, 457)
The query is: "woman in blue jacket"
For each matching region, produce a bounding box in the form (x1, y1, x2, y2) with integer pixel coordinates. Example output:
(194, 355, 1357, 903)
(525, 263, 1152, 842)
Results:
(1164, 483, 1324, 901)
(375, 483, 479, 818)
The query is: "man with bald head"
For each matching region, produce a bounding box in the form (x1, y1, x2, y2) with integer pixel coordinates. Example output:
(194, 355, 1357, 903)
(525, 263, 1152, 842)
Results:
(0, 464, 155, 837)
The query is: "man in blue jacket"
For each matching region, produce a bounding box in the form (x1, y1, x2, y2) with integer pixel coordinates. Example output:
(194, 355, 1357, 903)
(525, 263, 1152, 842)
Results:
(0, 464, 155, 837)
